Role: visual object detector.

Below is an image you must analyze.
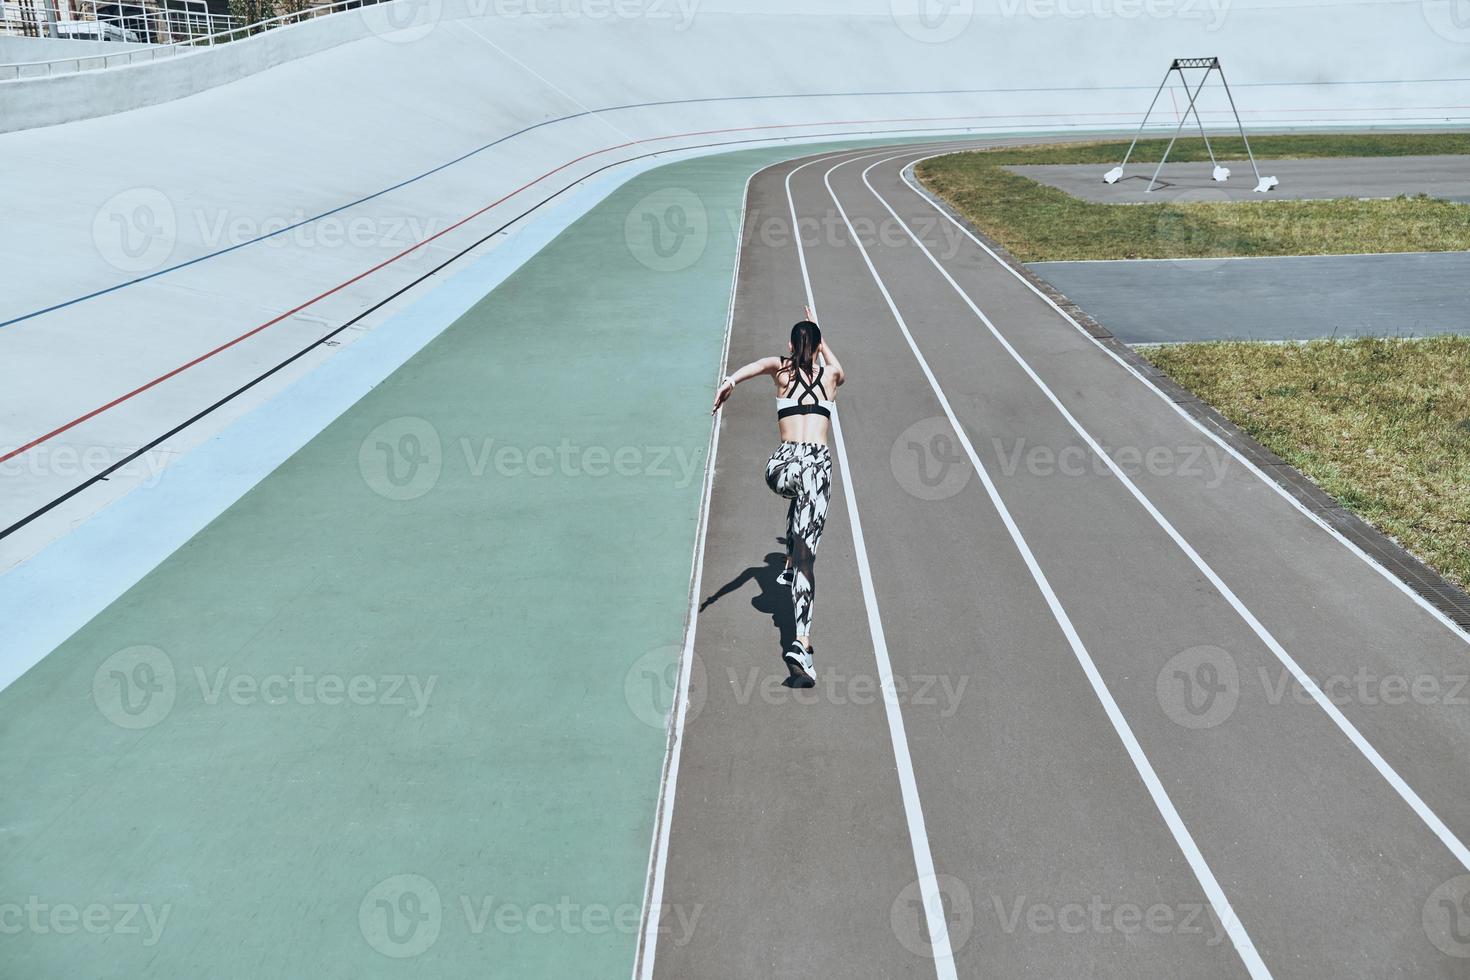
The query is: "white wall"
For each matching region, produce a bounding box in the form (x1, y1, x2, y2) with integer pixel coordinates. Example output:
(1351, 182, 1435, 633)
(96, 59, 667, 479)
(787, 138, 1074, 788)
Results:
(4, 0, 1469, 132)
(0, 35, 151, 62)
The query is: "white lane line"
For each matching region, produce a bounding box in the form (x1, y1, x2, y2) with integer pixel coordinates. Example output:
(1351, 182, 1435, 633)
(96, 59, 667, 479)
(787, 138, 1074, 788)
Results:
(632, 164, 755, 980)
(816, 155, 1272, 980)
(897, 154, 1470, 649)
(857, 151, 1470, 872)
(785, 152, 960, 980)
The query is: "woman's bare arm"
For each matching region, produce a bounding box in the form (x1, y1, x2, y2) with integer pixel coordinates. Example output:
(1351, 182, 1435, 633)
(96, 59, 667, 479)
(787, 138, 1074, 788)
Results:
(711, 355, 783, 414)
(817, 339, 845, 387)
(803, 306, 844, 388)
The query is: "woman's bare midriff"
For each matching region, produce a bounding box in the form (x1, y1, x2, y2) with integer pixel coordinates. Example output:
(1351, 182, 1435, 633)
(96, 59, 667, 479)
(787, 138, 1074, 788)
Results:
(777, 414, 831, 445)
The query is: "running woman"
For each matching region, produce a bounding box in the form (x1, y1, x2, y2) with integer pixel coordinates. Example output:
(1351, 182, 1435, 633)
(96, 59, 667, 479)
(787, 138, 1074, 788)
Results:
(711, 309, 845, 686)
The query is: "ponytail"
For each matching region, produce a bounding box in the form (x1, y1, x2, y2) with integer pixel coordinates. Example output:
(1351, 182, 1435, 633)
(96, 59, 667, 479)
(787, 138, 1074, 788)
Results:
(787, 319, 822, 394)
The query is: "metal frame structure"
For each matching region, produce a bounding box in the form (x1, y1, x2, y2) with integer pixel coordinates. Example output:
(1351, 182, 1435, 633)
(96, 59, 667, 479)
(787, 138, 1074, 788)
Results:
(1104, 57, 1278, 194)
(2, 0, 234, 44)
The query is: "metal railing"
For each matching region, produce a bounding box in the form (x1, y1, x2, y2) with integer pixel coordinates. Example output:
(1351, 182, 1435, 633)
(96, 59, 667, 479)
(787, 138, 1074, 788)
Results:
(66, 0, 233, 43)
(1, 0, 383, 79)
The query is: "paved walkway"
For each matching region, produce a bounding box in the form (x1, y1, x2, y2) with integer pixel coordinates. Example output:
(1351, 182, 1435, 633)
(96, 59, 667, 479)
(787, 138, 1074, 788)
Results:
(1008, 154, 1470, 203)
(1029, 251, 1470, 343)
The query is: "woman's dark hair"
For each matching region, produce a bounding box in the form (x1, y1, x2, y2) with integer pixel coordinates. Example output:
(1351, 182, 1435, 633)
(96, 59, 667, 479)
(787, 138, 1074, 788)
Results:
(787, 319, 822, 392)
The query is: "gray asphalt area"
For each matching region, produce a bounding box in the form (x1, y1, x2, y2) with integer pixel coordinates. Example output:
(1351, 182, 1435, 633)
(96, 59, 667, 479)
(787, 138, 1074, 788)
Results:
(649, 140, 1470, 978)
(1028, 251, 1470, 343)
(1007, 155, 1470, 203)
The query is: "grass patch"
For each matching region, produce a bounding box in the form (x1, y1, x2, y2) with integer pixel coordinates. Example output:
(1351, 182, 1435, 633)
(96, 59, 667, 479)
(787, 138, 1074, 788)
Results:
(1141, 336, 1470, 588)
(915, 134, 1470, 261)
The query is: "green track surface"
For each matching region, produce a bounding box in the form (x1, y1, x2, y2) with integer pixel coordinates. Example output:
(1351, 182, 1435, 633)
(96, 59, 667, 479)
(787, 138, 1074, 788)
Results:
(0, 143, 878, 979)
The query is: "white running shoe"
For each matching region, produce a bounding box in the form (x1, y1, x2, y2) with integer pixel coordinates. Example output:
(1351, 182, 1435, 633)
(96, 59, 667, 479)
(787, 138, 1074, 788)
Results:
(784, 642, 816, 687)
(777, 566, 794, 587)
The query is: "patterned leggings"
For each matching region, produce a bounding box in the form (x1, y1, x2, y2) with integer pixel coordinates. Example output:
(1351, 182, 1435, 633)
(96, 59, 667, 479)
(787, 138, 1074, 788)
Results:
(765, 441, 833, 639)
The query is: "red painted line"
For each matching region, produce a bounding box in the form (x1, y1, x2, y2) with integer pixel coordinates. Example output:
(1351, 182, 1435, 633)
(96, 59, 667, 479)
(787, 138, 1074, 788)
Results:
(8, 104, 1467, 465)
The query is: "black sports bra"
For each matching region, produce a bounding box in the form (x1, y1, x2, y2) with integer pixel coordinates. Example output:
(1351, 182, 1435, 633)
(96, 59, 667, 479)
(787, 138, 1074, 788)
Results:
(775, 362, 835, 419)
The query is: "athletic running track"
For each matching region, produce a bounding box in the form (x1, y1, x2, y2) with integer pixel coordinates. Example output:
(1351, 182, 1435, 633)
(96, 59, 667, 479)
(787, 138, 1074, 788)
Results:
(639, 141, 1470, 979)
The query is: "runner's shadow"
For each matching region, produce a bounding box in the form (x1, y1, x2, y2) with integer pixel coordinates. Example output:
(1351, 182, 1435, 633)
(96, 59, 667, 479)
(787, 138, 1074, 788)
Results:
(699, 545, 795, 652)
